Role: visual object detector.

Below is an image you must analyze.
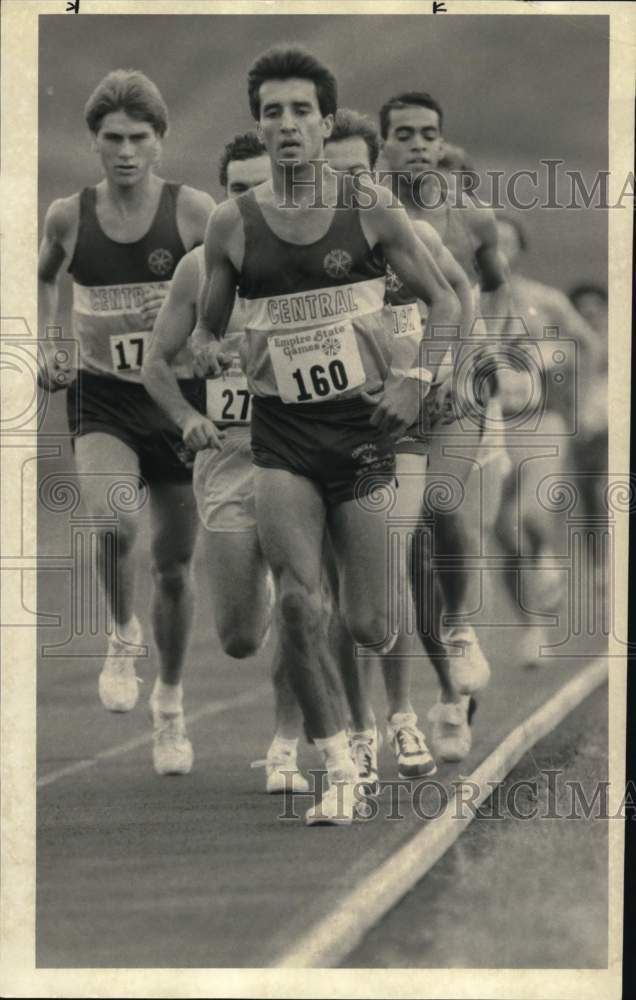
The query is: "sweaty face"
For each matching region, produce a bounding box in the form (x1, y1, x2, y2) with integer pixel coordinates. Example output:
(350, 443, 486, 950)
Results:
(324, 136, 372, 176)
(258, 78, 332, 167)
(225, 154, 271, 198)
(496, 220, 523, 267)
(382, 106, 444, 180)
(93, 110, 161, 187)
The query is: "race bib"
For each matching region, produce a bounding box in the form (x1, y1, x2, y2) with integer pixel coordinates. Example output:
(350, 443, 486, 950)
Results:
(268, 321, 365, 404)
(206, 357, 252, 424)
(109, 331, 148, 373)
(390, 302, 421, 340)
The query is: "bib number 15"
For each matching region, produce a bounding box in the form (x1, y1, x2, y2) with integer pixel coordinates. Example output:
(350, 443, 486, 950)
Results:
(291, 360, 349, 402)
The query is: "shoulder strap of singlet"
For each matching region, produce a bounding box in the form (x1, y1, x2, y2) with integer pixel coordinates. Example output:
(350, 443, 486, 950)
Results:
(162, 181, 182, 213)
(67, 187, 95, 275)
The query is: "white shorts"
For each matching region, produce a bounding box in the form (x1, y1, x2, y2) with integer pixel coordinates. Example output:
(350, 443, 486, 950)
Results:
(192, 427, 256, 533)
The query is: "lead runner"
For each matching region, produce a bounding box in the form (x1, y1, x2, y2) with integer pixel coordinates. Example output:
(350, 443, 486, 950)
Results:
(192, 46, 462, 825)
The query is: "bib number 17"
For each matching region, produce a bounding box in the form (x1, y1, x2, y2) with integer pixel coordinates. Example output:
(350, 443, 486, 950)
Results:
(291, 360, 349, 402)
(110, 332, 146, 372)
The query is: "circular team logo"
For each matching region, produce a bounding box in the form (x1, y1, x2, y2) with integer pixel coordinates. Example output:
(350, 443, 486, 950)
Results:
(385, 265, 404, 293)
(147, 248, 174, 277)
(323, 248, 352, 279)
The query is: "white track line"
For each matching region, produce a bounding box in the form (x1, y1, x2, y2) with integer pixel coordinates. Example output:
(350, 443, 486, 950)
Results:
(274, 657, 608, 969)
(37, 683, 270, 788)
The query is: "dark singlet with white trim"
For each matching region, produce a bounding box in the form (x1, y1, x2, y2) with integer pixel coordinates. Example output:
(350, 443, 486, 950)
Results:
(68, 182, 193, 382)
(236, 182, 393, 403)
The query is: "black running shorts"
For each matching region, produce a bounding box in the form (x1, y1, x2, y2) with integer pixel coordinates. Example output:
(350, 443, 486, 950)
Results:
(251, 394, 396, 505)
(67, 370, 206, 484)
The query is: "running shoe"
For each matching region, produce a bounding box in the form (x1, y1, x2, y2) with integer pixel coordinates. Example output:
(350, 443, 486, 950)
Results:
(251, 741, 310, 794)
(444, 626, 491, 695)
(305, 768, 358, 826)
(98, 616, 143, 712)
(349, 729, 380, 794)
(149, 692, 193, 776)
(427, 695, 477, 763)
(387, 713, 437, 779)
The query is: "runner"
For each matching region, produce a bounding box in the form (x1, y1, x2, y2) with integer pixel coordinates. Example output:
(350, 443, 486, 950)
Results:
(378, 91, 505, 759)
(37, 70, 215, 775)
(324, 108, 476, 785)
(494, 216, 604, 611)
(194, 47, 462, 824)
(143, 131, 309, 794)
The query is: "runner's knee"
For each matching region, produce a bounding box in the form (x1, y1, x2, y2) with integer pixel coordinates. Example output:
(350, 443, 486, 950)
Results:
(278, 584, 323, 637)
(347, 605, 390, 648)
(151, 553, 193, 598)
(88, 514, 137, 557)
(217, 613, 264, 659)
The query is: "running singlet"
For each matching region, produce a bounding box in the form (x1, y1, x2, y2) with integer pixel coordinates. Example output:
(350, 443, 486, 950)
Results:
(191, 246, 252, 428)
(68, 182, 194, 382)
(236, 186, 392, 403)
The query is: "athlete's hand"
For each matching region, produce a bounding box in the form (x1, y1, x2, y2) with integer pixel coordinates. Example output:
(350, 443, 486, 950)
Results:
(191, 338, 233, 378)
(430, 372, 457, 425)
(181, 412, 225, 453)
(361, 373, 425, 440)
(36, 344, 76, 393)
(139, 284, 169, 329)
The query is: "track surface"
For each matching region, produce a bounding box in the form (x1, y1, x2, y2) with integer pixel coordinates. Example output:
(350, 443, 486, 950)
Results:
(344, 686, 608, 969)
(36, 395, 607, 968)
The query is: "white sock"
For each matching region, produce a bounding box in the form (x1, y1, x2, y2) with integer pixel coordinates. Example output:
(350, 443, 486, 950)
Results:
(443, 624, 476, 646)
(117, 615, 140, 644)
(388, 711, 417, 732)
(152, 678, 183, 714)
(269, 735, 298, 758)
(314, 731, 352, 779)
(351, 727, 377, 743)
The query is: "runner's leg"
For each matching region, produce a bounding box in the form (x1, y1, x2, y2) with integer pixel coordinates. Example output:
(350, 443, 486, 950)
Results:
(74, 432, 142, 633)
(148, 478, 199, 688)
(255, 467, 346, 742)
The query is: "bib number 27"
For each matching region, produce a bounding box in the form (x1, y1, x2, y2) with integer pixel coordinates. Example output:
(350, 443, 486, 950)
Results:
(291, 360, 348, 402)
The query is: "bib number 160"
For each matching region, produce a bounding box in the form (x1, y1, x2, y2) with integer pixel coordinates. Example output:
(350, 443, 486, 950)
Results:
(291, 360, 349, 402)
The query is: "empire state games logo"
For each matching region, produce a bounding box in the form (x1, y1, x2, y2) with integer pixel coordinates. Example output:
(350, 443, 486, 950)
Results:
(385, 265, 404, 293)
(314, 330, 341, 357)
(323, 248, 352, 279)
(148, 248, 174, 277)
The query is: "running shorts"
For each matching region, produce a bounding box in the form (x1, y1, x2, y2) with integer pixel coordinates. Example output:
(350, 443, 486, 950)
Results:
(67, 370, 205, 484)
(395, 401, 432, 457)
(192, 427, 256, 533)
(251, 394, 396, 506)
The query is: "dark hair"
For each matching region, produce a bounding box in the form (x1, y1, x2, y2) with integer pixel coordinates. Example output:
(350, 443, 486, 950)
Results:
(569, 283, 608, 305)
(218, 131, 266, 188)
(379, 91, 443, 139)
(326, 108, 380, 169)
(84, 69, 169, 136)
(497, 213, 528, 253)
(247, 45, 337, 120)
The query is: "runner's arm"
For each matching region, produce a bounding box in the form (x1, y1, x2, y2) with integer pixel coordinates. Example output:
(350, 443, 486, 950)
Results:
(412, 219, 475, 337)
(467, 201, 512, 332)
(368, 191, 461, 380)
(142, 253, 197, 419)
(177, 185, 218, 249)
(199, 202, 240, 341)
(37, 199, 75, 390)
(142, 254, 222, 451)
(360, 190, 461, 436)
